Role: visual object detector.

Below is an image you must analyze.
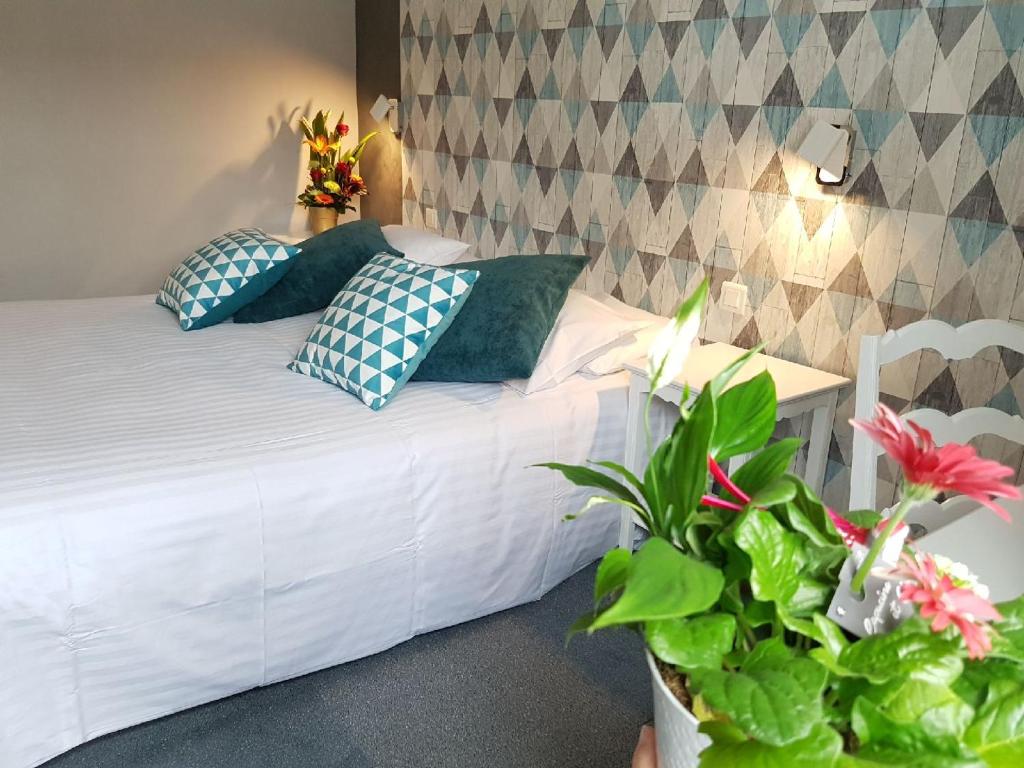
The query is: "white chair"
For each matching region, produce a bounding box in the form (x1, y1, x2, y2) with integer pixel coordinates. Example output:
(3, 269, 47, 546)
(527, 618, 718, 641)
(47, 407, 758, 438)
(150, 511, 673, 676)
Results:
(851, 319, 1024, 525)
(850, 320, 1024, 601)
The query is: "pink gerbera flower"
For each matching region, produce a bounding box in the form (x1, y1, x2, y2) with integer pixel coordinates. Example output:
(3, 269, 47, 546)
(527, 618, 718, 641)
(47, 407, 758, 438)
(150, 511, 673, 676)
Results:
(851, 403, 1021, 522)
(891, 552, 1002, 660)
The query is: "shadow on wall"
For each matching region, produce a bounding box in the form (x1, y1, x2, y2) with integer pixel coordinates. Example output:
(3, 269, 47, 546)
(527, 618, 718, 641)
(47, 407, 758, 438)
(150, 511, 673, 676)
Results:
(164, 102, 310, 244)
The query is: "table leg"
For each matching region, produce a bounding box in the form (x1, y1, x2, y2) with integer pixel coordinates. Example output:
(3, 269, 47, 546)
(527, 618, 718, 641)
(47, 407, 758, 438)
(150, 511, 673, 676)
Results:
(619, 375, 646, 550)
(804, 391, 839, 497)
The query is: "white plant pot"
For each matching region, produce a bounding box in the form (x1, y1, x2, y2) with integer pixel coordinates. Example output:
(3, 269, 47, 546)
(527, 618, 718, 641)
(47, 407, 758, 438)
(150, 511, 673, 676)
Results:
(646, 651, 711, 768)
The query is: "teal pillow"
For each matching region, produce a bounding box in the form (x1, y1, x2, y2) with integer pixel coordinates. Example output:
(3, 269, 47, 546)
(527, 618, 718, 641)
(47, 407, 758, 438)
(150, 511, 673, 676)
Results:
(411, 254, 587, 382)
(289, 254, 479, 409)
(233, 219, 402, 323)
(156, 228, 300, 331)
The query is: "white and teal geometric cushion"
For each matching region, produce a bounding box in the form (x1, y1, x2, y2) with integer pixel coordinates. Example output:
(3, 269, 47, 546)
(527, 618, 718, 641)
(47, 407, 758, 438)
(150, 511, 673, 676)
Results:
(156, 228, 300, 331)
(288, 253, 479, 409)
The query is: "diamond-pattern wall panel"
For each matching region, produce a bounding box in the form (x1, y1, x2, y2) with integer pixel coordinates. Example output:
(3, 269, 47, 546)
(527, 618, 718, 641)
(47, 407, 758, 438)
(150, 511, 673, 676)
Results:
(401, 0, 1024, 510)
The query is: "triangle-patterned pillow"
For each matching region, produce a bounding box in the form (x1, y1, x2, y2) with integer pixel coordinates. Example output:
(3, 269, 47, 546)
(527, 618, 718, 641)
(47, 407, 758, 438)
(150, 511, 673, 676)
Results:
(289, 253, 479, 409)
(156, 228, 300, 331)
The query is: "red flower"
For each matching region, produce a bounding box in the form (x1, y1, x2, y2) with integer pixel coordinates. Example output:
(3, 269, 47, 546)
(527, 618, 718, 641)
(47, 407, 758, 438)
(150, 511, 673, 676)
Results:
(336, 162, 351, 179)
(891, 552, 1001, 659)
(336, 122, 349, 137)
(310, 168, 324, 184)
(851, 403, 1021, 522)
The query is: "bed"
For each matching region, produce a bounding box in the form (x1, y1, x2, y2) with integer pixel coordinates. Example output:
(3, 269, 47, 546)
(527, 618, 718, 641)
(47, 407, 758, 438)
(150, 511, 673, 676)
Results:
(0, 295, 628, 768)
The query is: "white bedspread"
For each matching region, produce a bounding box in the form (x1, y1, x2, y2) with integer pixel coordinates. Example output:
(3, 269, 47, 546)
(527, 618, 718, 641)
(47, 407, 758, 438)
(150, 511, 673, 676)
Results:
(0, 296, 627, 768)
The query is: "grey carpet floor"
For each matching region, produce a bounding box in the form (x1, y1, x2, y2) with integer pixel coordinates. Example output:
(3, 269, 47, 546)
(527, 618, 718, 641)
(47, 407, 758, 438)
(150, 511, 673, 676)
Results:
(44, 563, 652, 768)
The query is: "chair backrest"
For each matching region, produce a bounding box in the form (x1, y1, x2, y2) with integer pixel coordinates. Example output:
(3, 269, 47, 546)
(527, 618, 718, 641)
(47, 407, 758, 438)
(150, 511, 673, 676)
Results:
(850, 319, 1024, 512)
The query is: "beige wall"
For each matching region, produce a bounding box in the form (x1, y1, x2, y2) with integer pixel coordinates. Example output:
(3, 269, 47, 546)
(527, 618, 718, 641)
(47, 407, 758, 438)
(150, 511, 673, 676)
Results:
(0, 0, 357, 301)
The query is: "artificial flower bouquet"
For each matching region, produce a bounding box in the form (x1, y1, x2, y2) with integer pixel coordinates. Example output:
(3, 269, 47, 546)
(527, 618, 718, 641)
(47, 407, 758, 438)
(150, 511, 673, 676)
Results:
(544, 281, 1024, 766)
(297, 109, 376, 213)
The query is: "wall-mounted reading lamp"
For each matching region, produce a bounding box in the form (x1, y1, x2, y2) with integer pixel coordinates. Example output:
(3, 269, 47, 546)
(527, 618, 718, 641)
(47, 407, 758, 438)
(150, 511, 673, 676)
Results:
(370, 95, 400, 136)
(797, 122, 852, 186)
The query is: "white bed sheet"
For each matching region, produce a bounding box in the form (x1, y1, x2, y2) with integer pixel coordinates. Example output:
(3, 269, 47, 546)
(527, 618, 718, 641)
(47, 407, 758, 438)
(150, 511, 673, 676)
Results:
(0, 296, 627, 768)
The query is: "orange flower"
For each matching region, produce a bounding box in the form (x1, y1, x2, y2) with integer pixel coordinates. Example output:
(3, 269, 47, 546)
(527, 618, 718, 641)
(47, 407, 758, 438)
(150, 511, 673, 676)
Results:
(313, 193, 334, 205)
(304, 134, 341, 156)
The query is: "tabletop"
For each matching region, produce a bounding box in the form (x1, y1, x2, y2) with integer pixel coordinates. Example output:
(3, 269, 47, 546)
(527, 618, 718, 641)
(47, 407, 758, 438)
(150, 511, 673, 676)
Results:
(624, 341, 851, 404)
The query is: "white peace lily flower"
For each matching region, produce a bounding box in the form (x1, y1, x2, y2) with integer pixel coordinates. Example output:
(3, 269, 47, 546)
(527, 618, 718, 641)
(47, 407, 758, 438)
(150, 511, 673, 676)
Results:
(646, 279, 709, 392)
(647, 312, 700, 390)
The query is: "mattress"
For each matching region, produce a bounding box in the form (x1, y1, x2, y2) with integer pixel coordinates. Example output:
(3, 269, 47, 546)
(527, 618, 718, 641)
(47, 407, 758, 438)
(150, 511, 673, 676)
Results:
(0, 296, 628, 768)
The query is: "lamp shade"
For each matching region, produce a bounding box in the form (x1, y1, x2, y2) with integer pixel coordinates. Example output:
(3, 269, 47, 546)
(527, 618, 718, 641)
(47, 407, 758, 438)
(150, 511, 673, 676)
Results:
(797, 122, 850, 179)
(370, 94, 391, 123)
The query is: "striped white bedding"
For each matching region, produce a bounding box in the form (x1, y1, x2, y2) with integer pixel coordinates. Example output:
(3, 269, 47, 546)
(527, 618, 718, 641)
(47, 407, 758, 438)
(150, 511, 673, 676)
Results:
(0, 295, 627, 768)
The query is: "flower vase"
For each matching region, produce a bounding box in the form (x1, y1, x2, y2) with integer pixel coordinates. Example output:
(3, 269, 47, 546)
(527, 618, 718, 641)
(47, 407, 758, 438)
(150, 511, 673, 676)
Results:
(309, 207, 339, 235)
(647, 652, 710, 768)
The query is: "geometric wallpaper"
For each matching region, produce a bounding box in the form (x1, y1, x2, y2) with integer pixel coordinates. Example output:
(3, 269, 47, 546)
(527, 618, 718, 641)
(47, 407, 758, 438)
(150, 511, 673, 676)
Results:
(399, 0, 1024, 510)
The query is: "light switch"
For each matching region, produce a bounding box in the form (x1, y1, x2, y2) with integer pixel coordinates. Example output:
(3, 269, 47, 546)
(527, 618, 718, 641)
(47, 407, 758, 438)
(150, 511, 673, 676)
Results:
(721, 281, 748, 314)
(424, 207, 439, 230)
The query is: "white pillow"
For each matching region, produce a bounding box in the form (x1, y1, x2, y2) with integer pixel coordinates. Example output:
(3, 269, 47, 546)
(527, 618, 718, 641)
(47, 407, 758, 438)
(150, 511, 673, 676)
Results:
(382, 224, 472, 266)
(583, 295, 673, 375)
(505, 290, 649, 395)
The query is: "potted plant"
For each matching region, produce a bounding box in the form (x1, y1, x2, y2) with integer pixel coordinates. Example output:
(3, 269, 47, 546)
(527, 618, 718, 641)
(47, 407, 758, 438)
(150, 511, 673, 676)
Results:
(543, 281, 1024, 767)
(297, 109, 376, 234)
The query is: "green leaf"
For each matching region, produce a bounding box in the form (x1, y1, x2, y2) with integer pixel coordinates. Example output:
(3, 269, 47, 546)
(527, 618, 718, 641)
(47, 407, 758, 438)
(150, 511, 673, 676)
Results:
(814, 614, 850, 659)
(734, 509, 806, 608)
(699, 722, 842, 768)
(803, 542, 849, 580)
(566, 610, 598, 642)
(564, 495, 647, 527)
(789, 479, 843, 545)
(591, 538, 724, 630)
(312, 109, 327, 137)
(594, 548, 631, 604)
(843, 509, 884, 530)
(852, 698, 983, 767)
(643, 434, 674, 531)
(747, 477, 798, 508)
(955, 658, 1024, 710)
(591, 459, 657, 514)
(692, 658, 827, 746)
(698, 720, 746, 745)
(742, 637, 794, 673)
(784, 501, 837, 549)
(537, 462, 644, 512)
(730, 438, 802, 498)
(744, 599, 776, 629)
(964, 685, 1024, 766)
(991, 596, 1024, 662)
(708, 344, 765, 399)
(712, 371, 778, 462)
(646, 613, 737, 670)
(877, 679, 974, 740)
(664, 388, 716, 526)
(787, 578, 834, 615)
(348, 130, 379, 163)
(838, 620, 963, 686)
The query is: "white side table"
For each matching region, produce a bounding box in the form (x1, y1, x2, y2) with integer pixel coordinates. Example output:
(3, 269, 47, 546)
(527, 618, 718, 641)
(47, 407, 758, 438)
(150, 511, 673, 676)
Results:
(619, 343, 850, 549)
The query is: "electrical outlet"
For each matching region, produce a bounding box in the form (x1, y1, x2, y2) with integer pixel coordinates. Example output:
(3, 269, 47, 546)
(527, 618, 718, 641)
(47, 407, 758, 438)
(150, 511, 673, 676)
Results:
(721, 281, 749, 314)
(424, 207, 439, 230)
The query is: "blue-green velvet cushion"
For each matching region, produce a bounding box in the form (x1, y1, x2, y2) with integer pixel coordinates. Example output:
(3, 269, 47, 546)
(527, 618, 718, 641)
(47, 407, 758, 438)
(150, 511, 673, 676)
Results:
(155, 228, 300, 331)
(289, 253, 479, 409)
(411, 254, 587, 382)
(233, 219, 402, 323)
